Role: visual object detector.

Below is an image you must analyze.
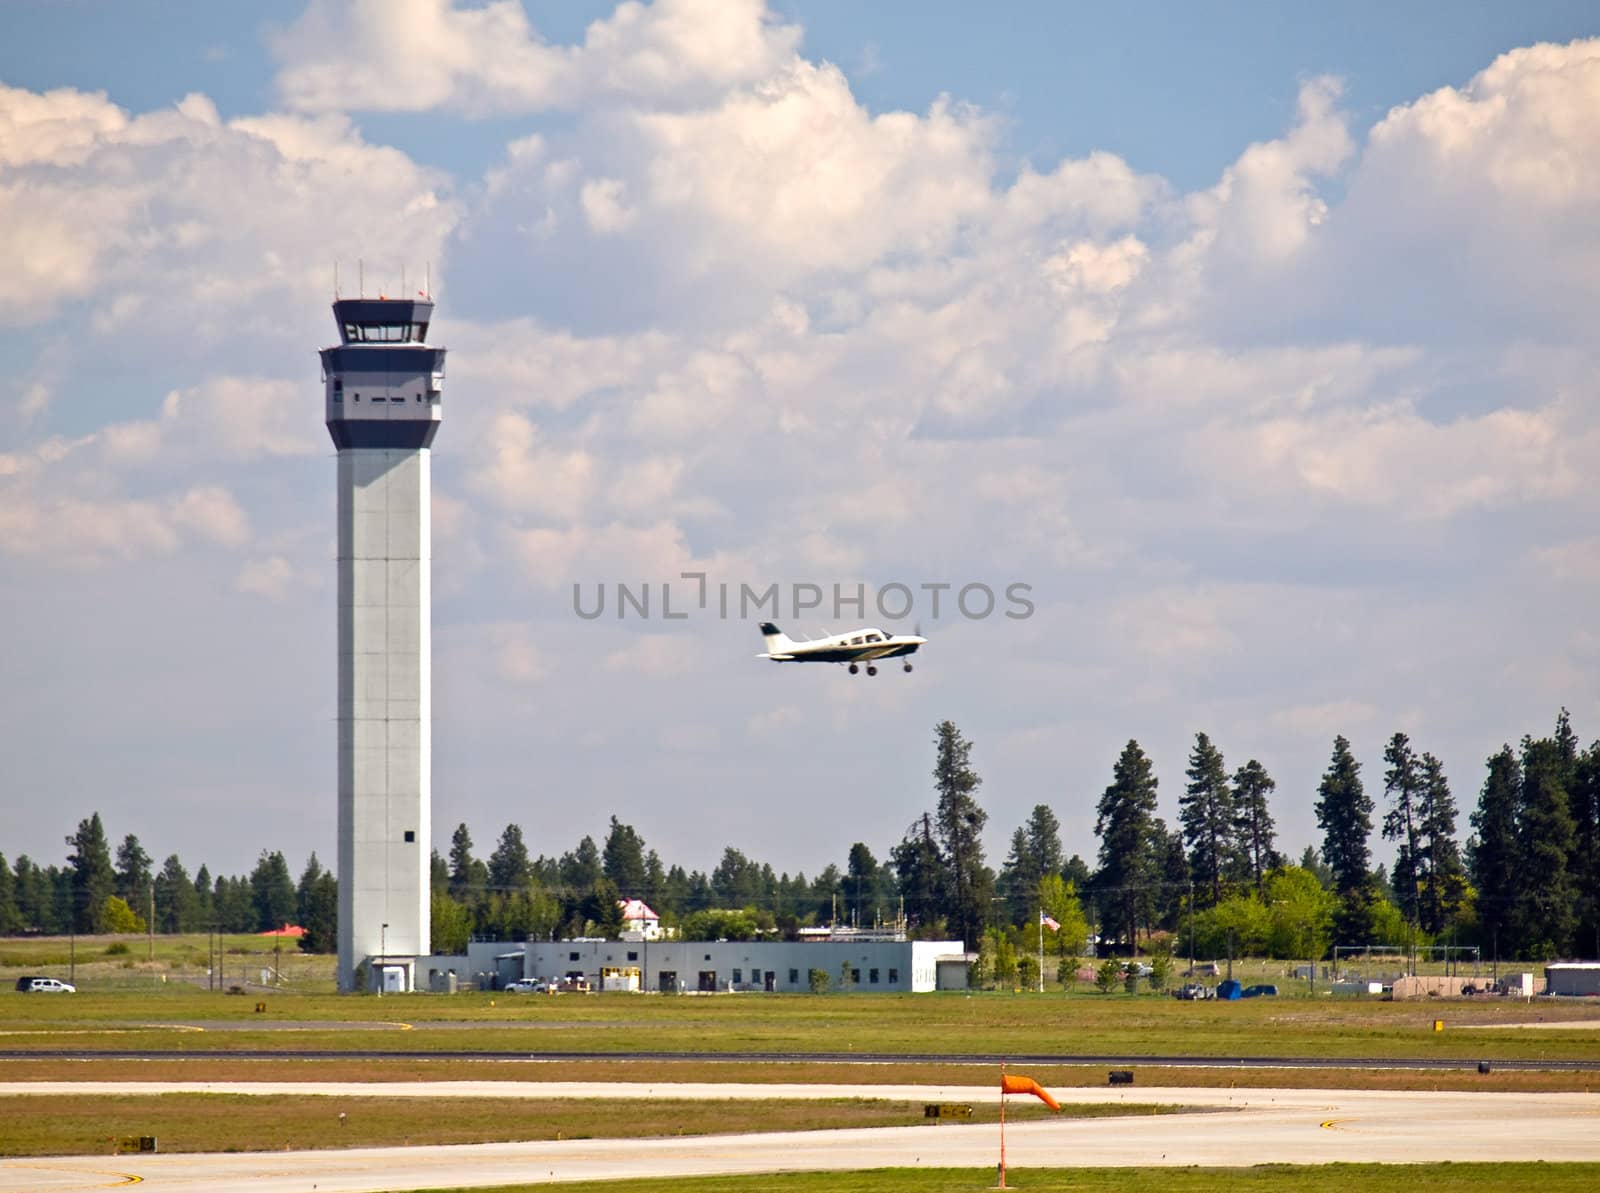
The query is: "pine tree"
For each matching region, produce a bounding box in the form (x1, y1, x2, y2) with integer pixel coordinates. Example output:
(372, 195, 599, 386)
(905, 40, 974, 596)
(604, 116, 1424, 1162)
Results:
(299, 870, 337, 954)
(65, 813, 115, 933)
(1572, 742, 1600, 958)
(643, 849, 667, 913)
(1024, 804, 1064, 883)
(487, 824, 532, 891)
(998, 805, 1063, 926)
(13, 857, 51, 932)
(0, 852, 18, 934)
(153, 854, 195, 933)
(250, 850, 296, 932)
(1515, 733, 1577, 958)
(845, 843, 880, 927)
(601, 816, 648, 895)
(932, 720, 992, 948)
(1232, 759, 1280, 890)
(1180, 732, 1237, 907)
(559, 836, 602, 893)
(1314, 736, 1374, 944)
(892, 813, 945, 934)
(1094, 739, 1162, 953)
(1381, 733, 1425, 925)
(1000, 827, 1034, 926)
(1416, 752, 1466, 936)
(429, 850, 449, 895)
(712, 847, 764, 908)
(114, 834, 154, 907)
(192, 864, 214, 927)
(447, 824, 488, 899)
(1298, 845, 1334, 889)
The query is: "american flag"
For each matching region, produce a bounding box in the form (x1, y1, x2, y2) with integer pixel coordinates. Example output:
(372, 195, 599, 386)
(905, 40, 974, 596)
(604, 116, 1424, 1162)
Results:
(1040, 912, 1060, 931)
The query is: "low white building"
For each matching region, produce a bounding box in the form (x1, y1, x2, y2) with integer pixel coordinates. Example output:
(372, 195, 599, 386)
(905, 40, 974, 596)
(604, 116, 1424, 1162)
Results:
(481, 936, 967, 993)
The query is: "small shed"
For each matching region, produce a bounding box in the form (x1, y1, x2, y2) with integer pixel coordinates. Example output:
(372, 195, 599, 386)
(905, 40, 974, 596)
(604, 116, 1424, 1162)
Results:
(1545, 963, 1600, 997)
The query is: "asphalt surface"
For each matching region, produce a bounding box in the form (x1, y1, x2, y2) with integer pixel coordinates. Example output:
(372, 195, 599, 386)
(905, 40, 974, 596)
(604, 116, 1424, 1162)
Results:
(4, 1083, 1600, 1191)
(5, 1045, 1600, 1070)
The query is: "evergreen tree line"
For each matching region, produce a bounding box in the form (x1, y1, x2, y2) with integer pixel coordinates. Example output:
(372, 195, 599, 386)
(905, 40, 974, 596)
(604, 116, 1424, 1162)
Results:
(0, 813, 336, 952)
(5, 711, 1596, 962)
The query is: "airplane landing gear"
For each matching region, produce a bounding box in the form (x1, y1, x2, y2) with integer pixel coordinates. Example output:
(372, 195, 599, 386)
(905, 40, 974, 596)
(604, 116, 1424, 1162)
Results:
(847, 663, 859, 675)
(866, 665, 878, 676)
(903, 662, 914, 673)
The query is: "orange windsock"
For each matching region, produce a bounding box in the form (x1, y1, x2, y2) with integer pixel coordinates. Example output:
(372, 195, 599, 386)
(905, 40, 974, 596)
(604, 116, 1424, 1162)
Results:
(1001, 1073, 1061, 1111)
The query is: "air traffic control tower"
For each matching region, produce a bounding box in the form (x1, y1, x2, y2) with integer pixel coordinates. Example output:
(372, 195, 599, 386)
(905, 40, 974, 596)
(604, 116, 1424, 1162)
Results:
(321, 297, 445, 993)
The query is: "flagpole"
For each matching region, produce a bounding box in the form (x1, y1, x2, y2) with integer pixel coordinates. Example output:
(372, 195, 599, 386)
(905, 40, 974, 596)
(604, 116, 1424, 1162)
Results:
(998, 1061, 1007, 1189)
(1038, 908, 1045, 994)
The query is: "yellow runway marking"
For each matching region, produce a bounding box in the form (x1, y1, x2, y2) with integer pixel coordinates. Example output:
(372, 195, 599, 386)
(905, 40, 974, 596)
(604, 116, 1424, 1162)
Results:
(1320, 1118, 1353, 1130)
(0, 1026, 203, 1036)
(2, 1162, 142, 1186)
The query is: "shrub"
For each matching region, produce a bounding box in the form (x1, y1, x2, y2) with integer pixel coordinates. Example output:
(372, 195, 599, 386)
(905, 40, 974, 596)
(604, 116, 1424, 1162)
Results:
(1094, 959, 1120, 994)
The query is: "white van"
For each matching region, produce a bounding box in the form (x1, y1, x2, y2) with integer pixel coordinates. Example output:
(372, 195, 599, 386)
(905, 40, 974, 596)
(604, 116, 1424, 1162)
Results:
(15, 976, 76, 993)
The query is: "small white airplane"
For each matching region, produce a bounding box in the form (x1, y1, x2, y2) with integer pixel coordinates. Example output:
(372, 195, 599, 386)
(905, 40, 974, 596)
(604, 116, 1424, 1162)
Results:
(757, 621, 926, 675)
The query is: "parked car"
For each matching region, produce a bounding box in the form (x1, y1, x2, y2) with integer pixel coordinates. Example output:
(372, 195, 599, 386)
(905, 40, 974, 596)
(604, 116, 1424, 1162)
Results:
(1241, 984, 1279, 998)
(14, 976, 75, 993)
(1184, 962, 1221, 977)
(1173, 982, 1215, 1001)
(504, 979, 543, 994)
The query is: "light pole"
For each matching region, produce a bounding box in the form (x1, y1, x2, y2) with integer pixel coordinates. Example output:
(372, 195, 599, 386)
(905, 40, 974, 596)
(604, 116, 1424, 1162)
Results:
(1187, 881, 1195, 973)
(378, 922, 388, 997)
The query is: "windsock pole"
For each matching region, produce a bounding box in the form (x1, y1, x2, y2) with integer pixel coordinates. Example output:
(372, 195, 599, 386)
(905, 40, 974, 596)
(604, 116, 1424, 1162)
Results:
(998, 1062, 1008, 1188)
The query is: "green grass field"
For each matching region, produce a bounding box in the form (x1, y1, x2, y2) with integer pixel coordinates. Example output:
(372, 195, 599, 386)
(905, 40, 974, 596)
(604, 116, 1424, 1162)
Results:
(3, 984, 1597, 1064)
(1, 1093, 1145, 1156)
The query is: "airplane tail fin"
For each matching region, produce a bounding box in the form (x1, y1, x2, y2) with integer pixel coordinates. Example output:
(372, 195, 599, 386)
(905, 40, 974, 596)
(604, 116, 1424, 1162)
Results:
(758, 621, 797, 657)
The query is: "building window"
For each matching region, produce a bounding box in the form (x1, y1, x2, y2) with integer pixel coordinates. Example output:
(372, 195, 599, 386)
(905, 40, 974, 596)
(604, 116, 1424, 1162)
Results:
(705, 953, 712, 961)
(569, 951, 580, 962)
(403, 830, 415, 843)
(789, 968, 799, 984)
(732, 968, 742, 984)
(888, 968, 899, 984)
(870, 968, 880, 984)
(627, 952, 638, 961)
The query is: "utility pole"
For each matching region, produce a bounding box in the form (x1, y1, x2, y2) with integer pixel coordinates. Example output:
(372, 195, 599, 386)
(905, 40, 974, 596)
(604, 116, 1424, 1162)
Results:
(148, 882, 155, 963)
(1187, 880, 1195, 971)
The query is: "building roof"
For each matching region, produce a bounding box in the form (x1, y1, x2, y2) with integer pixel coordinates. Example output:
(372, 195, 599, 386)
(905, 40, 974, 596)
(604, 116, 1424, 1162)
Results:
(617, 899, 658, 921)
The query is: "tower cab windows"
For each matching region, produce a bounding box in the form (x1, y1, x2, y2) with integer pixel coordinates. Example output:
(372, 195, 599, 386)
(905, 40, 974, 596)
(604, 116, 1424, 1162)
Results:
(342, 322, 428, 343)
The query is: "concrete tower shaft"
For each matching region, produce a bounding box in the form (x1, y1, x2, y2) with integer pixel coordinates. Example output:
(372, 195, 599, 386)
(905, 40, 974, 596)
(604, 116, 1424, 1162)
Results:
(322, 298, 444, 993)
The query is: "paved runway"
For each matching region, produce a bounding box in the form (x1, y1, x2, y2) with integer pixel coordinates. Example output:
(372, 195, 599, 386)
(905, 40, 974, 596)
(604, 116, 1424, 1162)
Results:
(4, 1083, 1599, 1191)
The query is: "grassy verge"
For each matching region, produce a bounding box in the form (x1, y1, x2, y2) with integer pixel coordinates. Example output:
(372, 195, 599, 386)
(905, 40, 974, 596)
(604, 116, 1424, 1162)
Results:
(4, 986, 1598, 1062)
(420, 1165, 1600, 1193)
(0, 1094, 1168, 1156)
(3, 1057, 1596, 1093)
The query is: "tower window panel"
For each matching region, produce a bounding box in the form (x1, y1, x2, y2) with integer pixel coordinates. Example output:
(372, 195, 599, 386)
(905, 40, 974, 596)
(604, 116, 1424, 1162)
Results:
(403, 830, 415, 843)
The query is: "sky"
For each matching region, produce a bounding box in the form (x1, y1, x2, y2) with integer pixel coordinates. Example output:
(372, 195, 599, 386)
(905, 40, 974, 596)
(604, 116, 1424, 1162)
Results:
(3, 0, 1599, 888)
